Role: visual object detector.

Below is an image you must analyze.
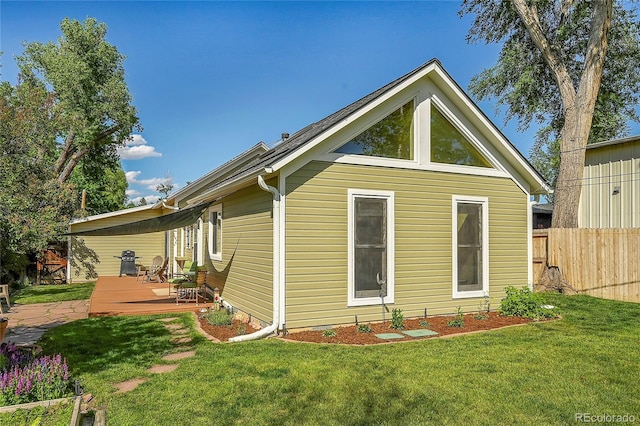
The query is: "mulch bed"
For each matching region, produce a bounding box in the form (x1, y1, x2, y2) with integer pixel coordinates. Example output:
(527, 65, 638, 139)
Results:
(197, 318, 260, 342)
(198, 312, 540, 345)
(283, 312, 536, 345)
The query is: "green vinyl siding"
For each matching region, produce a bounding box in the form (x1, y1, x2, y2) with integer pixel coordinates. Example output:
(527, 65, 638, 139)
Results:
(205, 184, 273, 325)
(285, 161, 528, 329)
(69, 209, 165, 280)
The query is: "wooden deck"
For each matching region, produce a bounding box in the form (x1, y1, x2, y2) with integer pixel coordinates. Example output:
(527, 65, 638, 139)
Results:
(89, 276, 213, 317)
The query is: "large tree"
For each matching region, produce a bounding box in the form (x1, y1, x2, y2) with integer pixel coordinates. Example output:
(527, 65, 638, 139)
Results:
(0, 17, 139, 282)
(17, 17, 140, 183)
(460, 0, 640, 227)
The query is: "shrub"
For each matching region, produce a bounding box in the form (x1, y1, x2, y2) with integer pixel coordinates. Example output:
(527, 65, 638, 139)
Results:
(419, 320, 431, 328)
(322, 329, 336, 337)
(499, 286, 559, 320)
(390, 308, 405, 330)
(0, 344, 71, 406)
(204, 309, 233, 326)
(357, 324, 373, 333)
(447, 307, 465, 328)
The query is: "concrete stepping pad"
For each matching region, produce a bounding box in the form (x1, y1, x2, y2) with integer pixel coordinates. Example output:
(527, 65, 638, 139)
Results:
(114, 378, 147, 394)
(402, 329, 439, 337)
(375, 333, 405, 340)
(148, 364, 179, 374)
(164, 323, 185, 331)
(158, 317, 179, 323)
(162, 350, 196, 361)
(171, 336, 193, 345)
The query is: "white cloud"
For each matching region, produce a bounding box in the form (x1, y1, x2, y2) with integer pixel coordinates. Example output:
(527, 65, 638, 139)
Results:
(125, 189, 140, 197)
(129, 195, 161, 205)
(125, 171, 175, 191)
(117, 134, 162, 160)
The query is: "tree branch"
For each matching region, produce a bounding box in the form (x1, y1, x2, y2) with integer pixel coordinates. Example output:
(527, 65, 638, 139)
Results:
(55, 131, 75, 174)
(511, 0, 577, 110)
(57, 146, 90, 183)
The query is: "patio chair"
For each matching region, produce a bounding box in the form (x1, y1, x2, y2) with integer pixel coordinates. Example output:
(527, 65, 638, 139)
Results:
(0, 285, 10, 314)
(137, 255, 162, 281)
(168, 261, 198, 287)
(175, 269, 207, 305)
(145, 257, 168, 283)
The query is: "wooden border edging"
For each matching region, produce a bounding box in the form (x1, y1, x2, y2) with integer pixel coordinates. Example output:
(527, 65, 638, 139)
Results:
(0, 396, 73, 414)
(70, 396, 82, 426)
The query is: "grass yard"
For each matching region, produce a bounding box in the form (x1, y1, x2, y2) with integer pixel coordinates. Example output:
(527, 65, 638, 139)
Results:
(2, 293, 639, 425)
(10, 282, 95, 305)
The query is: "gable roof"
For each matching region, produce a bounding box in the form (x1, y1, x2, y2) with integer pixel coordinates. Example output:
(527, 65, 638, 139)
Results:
(189, 58, 551, 204)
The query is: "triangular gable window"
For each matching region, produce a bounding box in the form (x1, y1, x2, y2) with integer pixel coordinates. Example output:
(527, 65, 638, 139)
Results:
(430, 105, 492, 168)
(334, 100, 414, 160)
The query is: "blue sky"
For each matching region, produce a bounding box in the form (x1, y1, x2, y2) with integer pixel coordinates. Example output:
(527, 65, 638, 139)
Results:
(2, 1, 539, 205)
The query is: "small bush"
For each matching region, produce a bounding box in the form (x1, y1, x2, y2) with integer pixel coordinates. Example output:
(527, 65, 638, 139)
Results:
(322, 329, 336, 337)
(419, 320, 431, 328)
(204, 309, 233, 326)
(499, 286, 558, 320)
(390, 308, 405, 330)
(447, 307, 465, 328)
(357, 323, 373, 333)
(236, 323, 247, 336)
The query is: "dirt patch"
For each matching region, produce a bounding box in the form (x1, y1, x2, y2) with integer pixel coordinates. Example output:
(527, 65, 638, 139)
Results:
(280, 312, 536, 345)
(197, 318, 261, 342)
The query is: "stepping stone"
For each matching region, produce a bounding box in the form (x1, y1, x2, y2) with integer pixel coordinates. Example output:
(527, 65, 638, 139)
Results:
(148, 364, 179, 374)
(171, 337, 193, 345)
(164, 323, 184, 330)
(402, 329, 439, 337)
(162, 350, 196, 361)
(375, 333, 405, 340)
(114, 378, 147, 394)
(158, 317, 179, 323)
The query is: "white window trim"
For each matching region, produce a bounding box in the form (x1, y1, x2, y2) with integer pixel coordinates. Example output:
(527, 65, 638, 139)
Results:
(208, 204, 222, 261)
(347, 189, 395, 307)
(452, 195, 489, 299)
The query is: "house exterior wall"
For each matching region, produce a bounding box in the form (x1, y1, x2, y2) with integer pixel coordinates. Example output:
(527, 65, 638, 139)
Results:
(579, 141, 640, 228)
(68, 209, 165, 281)
(285, 161, 528, 329)
(205, 183, 274, 325)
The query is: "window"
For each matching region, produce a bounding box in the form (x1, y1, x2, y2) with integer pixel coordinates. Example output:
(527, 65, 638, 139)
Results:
(208, 205, 222, 261)
(348, 189, 394, 306)
(431, 104, 492, 168)
(453, 196, 488, 298)
(335, 100, 414, 160)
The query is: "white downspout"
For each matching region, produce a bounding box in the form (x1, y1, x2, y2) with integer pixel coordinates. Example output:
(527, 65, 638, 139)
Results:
(229, 173, 280, 342)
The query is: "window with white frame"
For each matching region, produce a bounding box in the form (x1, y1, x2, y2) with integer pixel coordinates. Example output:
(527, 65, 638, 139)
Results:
(348, 189, 394, 306)
(335, 100, 415, 160)
(452, 196, 488, 298)
(208, 205, 222, 261)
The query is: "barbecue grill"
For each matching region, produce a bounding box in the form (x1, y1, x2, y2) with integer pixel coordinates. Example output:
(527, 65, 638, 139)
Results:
(114, 250, 141, 277)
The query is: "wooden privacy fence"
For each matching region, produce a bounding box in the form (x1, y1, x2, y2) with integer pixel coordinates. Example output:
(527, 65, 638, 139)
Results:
(532, 228, 640, 303)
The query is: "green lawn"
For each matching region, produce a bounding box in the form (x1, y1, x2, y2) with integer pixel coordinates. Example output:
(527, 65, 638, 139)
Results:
(2, 293, 639, 425)
(10, 282, 95, 305)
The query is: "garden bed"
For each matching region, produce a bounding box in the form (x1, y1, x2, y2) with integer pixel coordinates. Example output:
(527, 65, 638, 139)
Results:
(280, 312, 537, 345)
(197, 311, 545, 344)
(197, 317, 261, 342)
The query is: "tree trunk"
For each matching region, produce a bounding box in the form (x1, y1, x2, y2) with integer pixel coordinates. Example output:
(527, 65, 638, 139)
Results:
(551, 0, 613, 228)
(551, 108, 589, 228)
